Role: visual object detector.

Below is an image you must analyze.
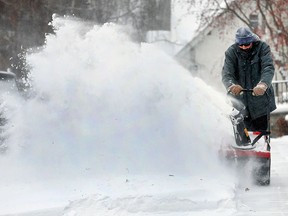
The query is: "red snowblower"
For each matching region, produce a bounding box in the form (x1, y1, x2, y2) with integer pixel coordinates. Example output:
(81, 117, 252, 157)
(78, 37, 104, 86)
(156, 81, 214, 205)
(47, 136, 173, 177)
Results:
(219, 89, 271, 185)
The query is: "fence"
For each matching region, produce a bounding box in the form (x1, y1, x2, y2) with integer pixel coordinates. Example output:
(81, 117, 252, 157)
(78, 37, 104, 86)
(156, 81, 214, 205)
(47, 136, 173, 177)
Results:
(272, 80, 288, 104)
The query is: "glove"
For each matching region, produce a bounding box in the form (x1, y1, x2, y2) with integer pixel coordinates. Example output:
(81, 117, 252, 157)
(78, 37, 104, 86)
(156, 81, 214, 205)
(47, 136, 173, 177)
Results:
(253, 82, 267, 96)
(228, 84, 243, 95)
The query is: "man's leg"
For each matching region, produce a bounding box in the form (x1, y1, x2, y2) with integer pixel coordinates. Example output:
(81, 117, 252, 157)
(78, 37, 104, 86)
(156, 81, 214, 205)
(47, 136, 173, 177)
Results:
(244, 113, 253, 130)
(251, 115, 268, 131)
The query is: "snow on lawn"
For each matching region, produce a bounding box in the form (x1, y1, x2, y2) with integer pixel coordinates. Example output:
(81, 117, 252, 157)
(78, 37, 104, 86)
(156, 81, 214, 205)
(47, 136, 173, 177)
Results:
(0, 17, 238, 215)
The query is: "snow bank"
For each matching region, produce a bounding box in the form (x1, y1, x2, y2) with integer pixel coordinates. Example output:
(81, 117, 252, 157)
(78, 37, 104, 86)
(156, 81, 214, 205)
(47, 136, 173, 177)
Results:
(0, 16, 236, 214)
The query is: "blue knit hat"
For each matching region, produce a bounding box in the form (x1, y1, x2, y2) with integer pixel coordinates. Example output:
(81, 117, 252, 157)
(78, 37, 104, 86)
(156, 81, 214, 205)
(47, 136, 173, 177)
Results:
(235, 27, 258, 45)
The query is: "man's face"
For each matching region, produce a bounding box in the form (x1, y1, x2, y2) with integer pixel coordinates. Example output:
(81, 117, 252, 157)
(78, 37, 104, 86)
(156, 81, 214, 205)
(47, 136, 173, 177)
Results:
(239, 43, 253, 50)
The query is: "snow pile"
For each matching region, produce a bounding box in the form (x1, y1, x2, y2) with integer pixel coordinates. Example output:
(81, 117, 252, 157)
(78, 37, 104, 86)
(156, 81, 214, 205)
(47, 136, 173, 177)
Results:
(0, 16, 237, 215)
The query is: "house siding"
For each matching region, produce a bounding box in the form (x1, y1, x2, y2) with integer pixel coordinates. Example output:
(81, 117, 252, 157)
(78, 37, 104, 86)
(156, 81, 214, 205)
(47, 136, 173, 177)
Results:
(175, 22, 243, 91)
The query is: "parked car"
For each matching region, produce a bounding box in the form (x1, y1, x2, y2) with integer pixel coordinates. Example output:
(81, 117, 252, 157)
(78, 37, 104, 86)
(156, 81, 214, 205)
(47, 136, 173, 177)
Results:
(0, 70, 17, 93)
(0, 70, 17, 152)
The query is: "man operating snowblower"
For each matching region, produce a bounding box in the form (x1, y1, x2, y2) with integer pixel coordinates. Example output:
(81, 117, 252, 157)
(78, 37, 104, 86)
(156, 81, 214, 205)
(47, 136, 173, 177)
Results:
(220, 27, 277, 185)
(222, 27, 276, 137)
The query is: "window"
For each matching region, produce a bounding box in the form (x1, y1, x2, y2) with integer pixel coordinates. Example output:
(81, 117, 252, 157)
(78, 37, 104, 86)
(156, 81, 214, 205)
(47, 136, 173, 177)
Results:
(249, 14, 259, 29)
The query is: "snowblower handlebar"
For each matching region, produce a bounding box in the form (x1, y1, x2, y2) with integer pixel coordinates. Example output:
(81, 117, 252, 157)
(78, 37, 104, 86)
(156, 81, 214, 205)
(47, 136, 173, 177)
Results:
(241, 89, 253, 92)
(240, 89, 253, 95)
(227, 89, 254, 95)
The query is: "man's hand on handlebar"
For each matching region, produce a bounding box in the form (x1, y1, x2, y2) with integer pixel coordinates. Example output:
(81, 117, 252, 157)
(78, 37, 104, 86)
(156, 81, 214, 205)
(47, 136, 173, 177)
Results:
(253, 82, 268, 96)
(228, 84, 243, 96)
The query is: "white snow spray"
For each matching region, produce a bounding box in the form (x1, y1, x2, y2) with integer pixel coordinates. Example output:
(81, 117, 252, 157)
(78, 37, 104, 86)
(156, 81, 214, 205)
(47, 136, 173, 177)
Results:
(0, 16, 234, 181)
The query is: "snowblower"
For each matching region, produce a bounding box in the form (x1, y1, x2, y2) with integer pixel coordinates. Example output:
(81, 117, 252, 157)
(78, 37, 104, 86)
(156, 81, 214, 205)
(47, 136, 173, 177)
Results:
(219, 89, 271, 185)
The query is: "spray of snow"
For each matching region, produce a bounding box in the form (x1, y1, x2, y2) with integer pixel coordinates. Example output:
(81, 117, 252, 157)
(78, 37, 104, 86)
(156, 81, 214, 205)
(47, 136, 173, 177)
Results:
(0, 16, 237, 214)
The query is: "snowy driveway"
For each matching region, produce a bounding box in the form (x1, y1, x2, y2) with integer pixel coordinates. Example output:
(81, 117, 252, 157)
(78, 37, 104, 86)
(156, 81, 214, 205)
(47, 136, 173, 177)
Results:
(2, 137, 288, 216)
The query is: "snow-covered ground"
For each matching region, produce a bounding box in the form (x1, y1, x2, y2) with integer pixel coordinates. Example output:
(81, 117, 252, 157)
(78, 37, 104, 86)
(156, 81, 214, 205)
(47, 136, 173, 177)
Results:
(1, 17, 288, 216)
(2, 135, 288, 216)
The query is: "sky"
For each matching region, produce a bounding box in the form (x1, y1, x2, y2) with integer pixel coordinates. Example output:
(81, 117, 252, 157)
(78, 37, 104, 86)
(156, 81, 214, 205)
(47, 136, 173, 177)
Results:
(0, 16, 288, 216)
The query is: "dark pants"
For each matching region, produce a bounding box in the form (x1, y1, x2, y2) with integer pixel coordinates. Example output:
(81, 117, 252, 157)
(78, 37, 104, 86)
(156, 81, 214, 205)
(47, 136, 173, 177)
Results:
(244, 114, 269, 131)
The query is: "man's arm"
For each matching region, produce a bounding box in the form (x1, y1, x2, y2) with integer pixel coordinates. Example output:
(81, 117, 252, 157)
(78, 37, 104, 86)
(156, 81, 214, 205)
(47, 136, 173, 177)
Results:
(222, 47, 238, 90)
(259, 42, 275, 87)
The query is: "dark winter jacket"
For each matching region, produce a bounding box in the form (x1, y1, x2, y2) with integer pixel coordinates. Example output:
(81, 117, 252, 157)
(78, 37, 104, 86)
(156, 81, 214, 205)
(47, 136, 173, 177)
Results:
(222, 41, 276, 119)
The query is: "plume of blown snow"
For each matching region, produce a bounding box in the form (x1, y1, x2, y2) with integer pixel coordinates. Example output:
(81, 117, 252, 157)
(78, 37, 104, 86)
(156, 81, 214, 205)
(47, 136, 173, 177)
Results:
(0, 16, 234, 180)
